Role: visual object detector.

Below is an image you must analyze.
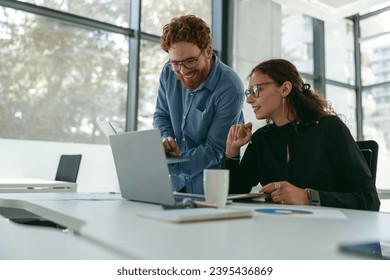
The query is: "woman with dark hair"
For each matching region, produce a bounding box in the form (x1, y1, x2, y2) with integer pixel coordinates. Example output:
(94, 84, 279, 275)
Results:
(223, 58, 380, 211)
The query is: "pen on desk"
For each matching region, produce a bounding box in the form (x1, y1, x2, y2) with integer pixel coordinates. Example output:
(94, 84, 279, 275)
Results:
(194, 200, 217, 208)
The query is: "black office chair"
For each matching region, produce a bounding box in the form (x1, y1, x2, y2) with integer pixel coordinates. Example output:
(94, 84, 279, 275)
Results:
(356, 140, 378, 183)
(55, 154, 82, 182)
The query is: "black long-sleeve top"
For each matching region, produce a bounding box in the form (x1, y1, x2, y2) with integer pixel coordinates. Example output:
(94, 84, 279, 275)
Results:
(222, 116, 380, 211)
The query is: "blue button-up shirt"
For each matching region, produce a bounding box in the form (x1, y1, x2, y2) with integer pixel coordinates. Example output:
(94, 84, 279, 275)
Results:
(153, 54, 244, 194)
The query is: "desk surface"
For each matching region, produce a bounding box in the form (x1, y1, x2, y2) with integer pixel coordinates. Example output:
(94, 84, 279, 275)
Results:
(0, 212, 126, 260)
(1, 192, 390, 260)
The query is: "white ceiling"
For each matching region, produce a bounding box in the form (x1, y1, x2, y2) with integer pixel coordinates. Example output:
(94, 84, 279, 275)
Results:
(273, 0, 390, 21)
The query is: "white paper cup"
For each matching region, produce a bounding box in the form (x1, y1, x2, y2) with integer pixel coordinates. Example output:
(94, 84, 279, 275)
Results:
(203, 169, 229, 208)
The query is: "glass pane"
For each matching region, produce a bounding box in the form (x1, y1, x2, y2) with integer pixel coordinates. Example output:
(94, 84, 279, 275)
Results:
(360, 12, 390, 86)
(303, 78, 314, 87)
(360, 2, 390, 16)
(20, 0, 130, 27)
(360, 10, 390, 38)
(325, 18, 355, 85)
(281, 6, 314, 74)
(141, 0, 211, 36)
(326, 84, 357, 138)
(138, 40, 168, 130)
(363, 85, 390, 189)
(0, 8, 128, 144)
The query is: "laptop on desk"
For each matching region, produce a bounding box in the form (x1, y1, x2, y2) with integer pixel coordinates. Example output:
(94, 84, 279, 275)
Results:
(97, 120, 188, 165)
(109, 129, 183, 206)
(96, 119, 117, 137)
(0, 178, 77, 193)
(109, 129, 269, 206)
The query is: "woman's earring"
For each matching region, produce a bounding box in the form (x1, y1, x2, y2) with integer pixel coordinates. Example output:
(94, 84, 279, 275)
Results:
(282, 97, 286, 116)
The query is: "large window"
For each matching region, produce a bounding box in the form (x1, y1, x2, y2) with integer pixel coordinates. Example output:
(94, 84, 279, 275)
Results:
(20, 0, 131, 27)
(281, 6, 314, 74)
(324, 18, 356, 138)
(360, 8, 390, 188)
(0, 6, 128, 144)
(138, 40, 167, 130)
(360, 10, 390, 86)
(0, 0, 212, 143)
(280, 3, 390, 189)
(326, 85, 357, 137)
(141, 0, 211, 36)
(281, 8, 357, 136)
(325, 18, 355, 85)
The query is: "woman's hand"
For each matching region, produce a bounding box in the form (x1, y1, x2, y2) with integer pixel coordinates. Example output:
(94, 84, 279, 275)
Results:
(225, 122, 253, 158)
(261, 181, 310, 205)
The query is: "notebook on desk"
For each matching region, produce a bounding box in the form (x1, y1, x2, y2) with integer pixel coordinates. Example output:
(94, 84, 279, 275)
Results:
(98, 120, 188, 165)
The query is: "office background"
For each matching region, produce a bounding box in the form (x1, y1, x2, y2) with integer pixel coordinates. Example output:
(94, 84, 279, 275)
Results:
(1, 0, 390, 192)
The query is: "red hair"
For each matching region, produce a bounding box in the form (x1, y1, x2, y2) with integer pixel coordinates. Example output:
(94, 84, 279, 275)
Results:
(161, 15, 212, 52)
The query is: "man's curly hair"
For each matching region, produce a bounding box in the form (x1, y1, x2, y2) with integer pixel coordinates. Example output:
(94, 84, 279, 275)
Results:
(161, 15, 212, 52)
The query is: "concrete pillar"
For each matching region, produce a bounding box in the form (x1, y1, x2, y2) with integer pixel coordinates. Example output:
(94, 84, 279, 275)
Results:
(231, 0, 282, 130)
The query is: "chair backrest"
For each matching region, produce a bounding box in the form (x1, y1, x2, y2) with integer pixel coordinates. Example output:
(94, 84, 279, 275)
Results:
(55, 154, 82, 182)
(356, 140, 378, 183)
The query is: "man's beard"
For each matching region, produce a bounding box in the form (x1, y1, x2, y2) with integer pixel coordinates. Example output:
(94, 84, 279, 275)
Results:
(176, 68, 208, 91)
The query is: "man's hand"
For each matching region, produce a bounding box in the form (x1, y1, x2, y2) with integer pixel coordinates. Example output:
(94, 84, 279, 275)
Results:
(162, 136, 180, 156)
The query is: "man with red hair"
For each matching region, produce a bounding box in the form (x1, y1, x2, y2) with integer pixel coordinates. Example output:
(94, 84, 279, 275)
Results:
(153, 15, 244, 194)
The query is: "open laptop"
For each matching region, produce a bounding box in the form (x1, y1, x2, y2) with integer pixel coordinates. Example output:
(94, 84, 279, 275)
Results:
(97, 120, 188, 165)
(109, 129, 269, 206)
(96, 119, 117, 137)
(109, 129, 182, 206)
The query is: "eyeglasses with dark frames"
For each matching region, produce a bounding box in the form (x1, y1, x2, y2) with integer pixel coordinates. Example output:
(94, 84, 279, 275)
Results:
(244, 82, 277, 98)
(169, 49, 205, 72)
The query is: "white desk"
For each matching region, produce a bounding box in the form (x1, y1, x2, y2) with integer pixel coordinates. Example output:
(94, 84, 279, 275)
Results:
(0, 215, 126, 259)
(1, 192, 390, 259)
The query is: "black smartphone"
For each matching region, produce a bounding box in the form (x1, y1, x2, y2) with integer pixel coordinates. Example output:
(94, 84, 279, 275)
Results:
(339, 240, 390, 259)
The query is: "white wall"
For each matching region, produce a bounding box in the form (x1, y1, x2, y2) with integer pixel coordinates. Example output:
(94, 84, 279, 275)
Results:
(0, 138, 119, 193)
(233, 0, 281, 132)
